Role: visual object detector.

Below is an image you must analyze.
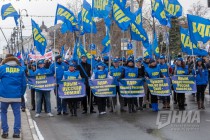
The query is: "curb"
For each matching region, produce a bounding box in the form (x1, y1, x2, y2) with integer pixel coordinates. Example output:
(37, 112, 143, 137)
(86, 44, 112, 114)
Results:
(25, 109, 40, 140)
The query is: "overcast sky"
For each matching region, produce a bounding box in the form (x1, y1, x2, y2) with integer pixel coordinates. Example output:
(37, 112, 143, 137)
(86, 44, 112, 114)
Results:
(0, 0, 209, 53)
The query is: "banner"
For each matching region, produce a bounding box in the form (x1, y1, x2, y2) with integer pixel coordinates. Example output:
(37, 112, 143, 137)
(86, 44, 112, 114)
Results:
(119, 79, 145, 98)
(172, 75, 197, 94)
(28, 51, 53, 60)
(28, 74, 55, 91)
(146, 78, 171, 96)
(58, 79, 86, 99)
(89, 79, 116, 97)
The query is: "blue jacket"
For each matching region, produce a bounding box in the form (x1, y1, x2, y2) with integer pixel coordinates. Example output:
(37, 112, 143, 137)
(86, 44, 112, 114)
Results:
(123, 67, 139, 79)
(159, 63, 169, 77)
(34, 67, 52, 75)
(193, 67, 208, 85)
(145, 65, 161, 79)
(50, 62, 68, 83)
(0, 57, 27, 102)
(175, 66, 188, 75)
(94, 69, 108, 79)
(63, 70, 80, 80)
(110, 66, 123, 86)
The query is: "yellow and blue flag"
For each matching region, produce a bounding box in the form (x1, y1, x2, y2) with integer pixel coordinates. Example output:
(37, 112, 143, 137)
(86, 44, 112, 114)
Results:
(54, 4, 78, 33)
(101, 33, 111, 54)
(1, 3, 19, 26)
(130, 8, 149, 48)
(151, 0, 168, 26)
(153, 33, 160, 58)
(112, 0, 133, 31)
(92, 0, 112, 18)
(163, 0, 182, 18)
(78, 0, 97, 35)
(187, 14, 210, 44)
(180, 27, 208, 56)
(144, 44, 152, 58)
(31, 19, 47, 56)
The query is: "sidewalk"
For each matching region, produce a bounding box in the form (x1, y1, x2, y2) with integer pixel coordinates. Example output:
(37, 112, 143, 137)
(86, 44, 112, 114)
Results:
(0, 108, 38, 140)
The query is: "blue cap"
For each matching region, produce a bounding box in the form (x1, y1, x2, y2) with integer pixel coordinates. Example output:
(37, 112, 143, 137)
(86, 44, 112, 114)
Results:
(160, 55, 165, 59)
(113, 58, 119, 63)
(37, 59, 45, 65)
(149, 59, 156, 64)
(144, 55, 151, 59)
(120, 57, 126, 62)
(80, 54, 86, 58)
(97, 62, 106, 67)
(69, 62, 75, 67)
(135, 58, 142, 62)
(196, 58, 202, 62)
(103, 56, 109, 61)
(31, 63, 36, 66)
(127, 57, 134, 63)
(177, 57, 183, 62)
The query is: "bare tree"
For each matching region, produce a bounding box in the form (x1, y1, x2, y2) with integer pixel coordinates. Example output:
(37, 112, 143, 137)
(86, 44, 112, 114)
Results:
(187, 1, 209, 17)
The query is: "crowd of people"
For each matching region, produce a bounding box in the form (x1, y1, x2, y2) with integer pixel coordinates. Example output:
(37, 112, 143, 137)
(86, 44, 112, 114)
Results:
(0, 53, 210, 138)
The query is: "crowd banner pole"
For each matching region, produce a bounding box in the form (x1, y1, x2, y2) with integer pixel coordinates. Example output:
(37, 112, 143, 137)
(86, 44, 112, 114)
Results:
(53, 30, 58, 99)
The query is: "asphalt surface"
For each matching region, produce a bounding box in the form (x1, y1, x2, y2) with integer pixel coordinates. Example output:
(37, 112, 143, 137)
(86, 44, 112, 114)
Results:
(26, 90, 210, 140)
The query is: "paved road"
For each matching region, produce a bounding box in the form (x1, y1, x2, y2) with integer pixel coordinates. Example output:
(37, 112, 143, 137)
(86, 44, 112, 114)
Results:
(26, 90, 210, 140)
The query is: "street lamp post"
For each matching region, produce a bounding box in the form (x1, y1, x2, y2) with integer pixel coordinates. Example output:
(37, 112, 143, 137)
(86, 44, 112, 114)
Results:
(19, 9, 28, 53)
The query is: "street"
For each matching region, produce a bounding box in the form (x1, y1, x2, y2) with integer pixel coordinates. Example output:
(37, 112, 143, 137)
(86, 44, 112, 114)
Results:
(26, 90, 210, 140)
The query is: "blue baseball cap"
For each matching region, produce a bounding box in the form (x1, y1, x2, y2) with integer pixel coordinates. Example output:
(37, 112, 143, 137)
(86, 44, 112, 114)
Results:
(177, 57, 183, 62)
(69, 62, 75, 67)
(31, 63, 36, 66)
(149, 59, 156, 64)
(127, 57, 134, 63)
(80, 54, 86, 58)
(97, 62, 106, 67)
(160, 55, 165, 59)
(103, 56, 109, 61)
(37, 59, 45, 65)
(196, 58, 202, 62)
(144, 55, 151, 59)
(112, 58, 119, 63)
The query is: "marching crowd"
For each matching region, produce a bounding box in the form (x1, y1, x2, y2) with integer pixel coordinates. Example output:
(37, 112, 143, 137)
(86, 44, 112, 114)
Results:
(0, 53, 210, 138)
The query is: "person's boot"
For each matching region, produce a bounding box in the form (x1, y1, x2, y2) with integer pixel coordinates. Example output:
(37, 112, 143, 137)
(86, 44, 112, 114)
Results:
(197, 101, 201, 109)
(132, 104, 136, 113)
(1, 133, 8, 139)
(74, 108, 77, 116)
(201, 101, 205, 109)
(151, 103, 156, 111)
(128, 104, 132, 113)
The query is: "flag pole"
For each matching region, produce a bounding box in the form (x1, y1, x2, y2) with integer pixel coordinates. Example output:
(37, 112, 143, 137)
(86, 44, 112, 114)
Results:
(54, 30, 58, 98)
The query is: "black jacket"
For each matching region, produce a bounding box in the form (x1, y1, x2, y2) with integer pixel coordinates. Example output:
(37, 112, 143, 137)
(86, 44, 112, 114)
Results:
(77, 62, 91, 85)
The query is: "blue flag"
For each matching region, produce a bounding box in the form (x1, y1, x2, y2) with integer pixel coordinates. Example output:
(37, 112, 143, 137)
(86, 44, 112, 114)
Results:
(135, 8, 142, 25)
(163, 0, 182, 18)
(180, 27, 208, 56)
(151, 0, 168, 26)
(187, 14, 210, 44)
(78, 0, 97, 35)
(144, 44, 152, 58)
(112, 0, 133, 31)
(31, 19, 47, 56)
(1, 3, 19, 26)
(153, 33, 160, 58)
(104, 16, 112, 31)
(92, 0, 112, 18)
(101, 33, 111, 54)
(55, 4, 78, 33)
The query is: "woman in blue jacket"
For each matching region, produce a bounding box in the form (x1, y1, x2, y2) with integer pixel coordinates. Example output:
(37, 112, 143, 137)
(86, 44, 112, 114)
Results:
(174, 57, 189, 110)
(91, 62, 112, 115)
(145, 59, 164, 112)
(63, 63, 81, 116)
(193, 58, 208, 109)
